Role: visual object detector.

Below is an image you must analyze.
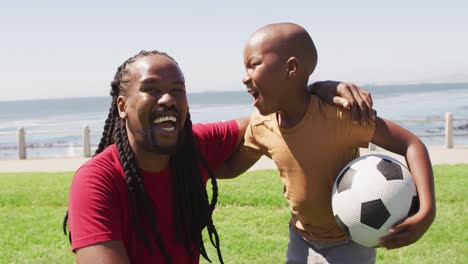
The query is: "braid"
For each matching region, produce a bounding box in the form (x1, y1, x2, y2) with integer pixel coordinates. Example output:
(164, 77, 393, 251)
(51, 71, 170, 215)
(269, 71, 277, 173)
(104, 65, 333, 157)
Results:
(64, 50, 223, 264)
(171, 114, 224, 264)
(114, 118, 171, 263)
(94, 99, 118, 155)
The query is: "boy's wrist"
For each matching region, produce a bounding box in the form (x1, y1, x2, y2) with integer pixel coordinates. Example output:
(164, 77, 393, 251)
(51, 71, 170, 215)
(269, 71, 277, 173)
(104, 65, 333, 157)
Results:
(418, 203, 436, 223)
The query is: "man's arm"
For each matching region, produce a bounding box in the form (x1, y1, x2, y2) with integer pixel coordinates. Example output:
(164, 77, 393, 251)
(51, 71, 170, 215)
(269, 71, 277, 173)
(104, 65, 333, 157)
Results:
(309, 81, 376, 126)
(370, 117, 436, 249)
(76, 241, 130, 264)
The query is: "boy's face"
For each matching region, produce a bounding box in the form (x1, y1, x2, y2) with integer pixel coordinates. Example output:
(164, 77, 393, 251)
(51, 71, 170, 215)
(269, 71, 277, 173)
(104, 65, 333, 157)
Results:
(243, 35, 287, 115)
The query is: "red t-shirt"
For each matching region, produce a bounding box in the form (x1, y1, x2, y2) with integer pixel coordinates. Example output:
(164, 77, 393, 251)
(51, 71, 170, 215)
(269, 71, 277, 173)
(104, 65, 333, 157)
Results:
(68, 120, 239, 263)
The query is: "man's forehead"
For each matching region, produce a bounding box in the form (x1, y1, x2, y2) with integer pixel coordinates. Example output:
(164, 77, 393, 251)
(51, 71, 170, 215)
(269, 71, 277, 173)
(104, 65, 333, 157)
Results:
(132, 55, 176, 71)
(128, 56, 184, 82)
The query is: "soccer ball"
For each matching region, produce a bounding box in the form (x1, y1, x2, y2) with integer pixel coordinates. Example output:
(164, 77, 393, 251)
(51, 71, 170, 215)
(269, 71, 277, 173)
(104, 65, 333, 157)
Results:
(331, 154, 419, 247)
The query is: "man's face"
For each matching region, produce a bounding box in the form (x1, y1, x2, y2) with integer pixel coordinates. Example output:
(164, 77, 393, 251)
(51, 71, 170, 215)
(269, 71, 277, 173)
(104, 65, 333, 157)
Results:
(118, 54, 188, 154)
(242, 34, 286, 116)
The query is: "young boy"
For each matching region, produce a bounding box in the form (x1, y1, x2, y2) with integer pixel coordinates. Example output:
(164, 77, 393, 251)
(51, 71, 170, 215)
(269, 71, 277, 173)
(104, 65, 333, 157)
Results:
(217, 23, 436, 263)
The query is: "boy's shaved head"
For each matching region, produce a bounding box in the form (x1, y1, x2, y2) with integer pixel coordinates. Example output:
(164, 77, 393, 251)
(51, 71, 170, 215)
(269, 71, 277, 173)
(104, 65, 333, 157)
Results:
(247, 22, 318, 77)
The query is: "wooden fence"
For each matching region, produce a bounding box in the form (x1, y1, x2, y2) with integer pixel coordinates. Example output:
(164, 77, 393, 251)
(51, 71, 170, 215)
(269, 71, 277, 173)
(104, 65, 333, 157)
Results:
(1, 112, 467, 159)
(368, 112, 468, 150)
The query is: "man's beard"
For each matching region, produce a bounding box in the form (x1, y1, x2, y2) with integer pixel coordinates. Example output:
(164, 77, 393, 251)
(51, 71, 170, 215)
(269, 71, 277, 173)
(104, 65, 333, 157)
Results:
(139, 126, 186, 155)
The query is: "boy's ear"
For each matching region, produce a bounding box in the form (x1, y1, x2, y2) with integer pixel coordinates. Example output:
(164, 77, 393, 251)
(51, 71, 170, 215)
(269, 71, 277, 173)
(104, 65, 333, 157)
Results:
(286, 57, 298, 79)
(117, 95, 127, 118)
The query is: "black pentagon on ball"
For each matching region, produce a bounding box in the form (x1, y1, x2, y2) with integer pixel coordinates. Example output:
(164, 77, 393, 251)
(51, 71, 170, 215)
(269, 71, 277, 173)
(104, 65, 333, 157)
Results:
(408, 195, 420, 216)
(377, 159, 403, 181)
(337, 168, 355, 193)
(334, 214, 350, 237)
(360, 199, 390, 229)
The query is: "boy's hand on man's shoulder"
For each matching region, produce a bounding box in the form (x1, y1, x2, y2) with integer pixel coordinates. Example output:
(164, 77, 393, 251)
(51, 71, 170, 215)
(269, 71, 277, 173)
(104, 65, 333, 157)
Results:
(309, 81, 376, 126)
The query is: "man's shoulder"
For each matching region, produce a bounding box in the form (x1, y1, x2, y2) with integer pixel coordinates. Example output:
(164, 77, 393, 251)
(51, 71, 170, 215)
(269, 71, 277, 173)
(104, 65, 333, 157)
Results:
(192, 120, 238, 138)
(74, 144, 122, 181)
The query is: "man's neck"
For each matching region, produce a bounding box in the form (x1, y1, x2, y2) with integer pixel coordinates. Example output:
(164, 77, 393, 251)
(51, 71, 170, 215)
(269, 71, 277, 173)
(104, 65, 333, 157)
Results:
(128, 137, 171, 173)
(135, 150, 170, 173)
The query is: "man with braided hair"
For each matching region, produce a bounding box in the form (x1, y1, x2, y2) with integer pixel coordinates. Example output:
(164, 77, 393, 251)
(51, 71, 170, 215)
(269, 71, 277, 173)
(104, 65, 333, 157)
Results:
(64, 50, 374, 263)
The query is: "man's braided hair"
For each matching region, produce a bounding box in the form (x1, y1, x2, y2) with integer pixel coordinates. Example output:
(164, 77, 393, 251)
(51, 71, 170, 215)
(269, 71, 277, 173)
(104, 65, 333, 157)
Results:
(63, 50, 223, 263)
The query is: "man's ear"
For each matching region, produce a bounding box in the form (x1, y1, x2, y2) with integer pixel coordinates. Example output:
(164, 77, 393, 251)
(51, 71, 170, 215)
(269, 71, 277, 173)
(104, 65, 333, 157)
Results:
(286, 57, 298, 79)
(117, 95, 127, 118)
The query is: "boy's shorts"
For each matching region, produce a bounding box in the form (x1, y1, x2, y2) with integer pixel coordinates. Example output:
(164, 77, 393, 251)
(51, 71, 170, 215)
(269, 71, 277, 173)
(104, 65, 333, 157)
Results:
(286, 225, 376, 264)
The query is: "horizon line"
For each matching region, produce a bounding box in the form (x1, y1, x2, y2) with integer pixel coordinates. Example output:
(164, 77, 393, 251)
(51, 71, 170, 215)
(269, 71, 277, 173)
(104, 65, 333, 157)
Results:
(2, 81, 468, 103)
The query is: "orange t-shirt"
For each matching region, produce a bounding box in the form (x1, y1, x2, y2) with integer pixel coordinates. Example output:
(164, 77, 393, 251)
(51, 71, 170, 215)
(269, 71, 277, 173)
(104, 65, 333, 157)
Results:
(244, 95, 375, 242)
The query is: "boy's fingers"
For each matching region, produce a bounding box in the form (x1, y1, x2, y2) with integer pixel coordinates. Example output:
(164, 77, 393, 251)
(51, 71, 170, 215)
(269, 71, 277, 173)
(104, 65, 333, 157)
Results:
(349, 84, 369, 126)
(389, 220, 408, 233)
(332, 96, 350, 108)
(359, 90, 376, 122)
(380, 230, 412, 249)
(379, 218, 416, 249)
(337, 83, 358, 122)
(358, 88, 373, 109)
(337, 84, 356, 109)
(369, 109, 376, 122)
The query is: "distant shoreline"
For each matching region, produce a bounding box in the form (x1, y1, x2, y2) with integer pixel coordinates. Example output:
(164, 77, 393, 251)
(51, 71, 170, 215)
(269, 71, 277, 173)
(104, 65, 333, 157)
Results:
(1, 82, 467, 103)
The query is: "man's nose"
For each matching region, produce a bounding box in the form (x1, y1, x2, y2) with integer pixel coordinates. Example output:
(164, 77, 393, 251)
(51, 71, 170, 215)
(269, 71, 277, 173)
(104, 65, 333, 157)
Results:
(157, 92, 175, 107)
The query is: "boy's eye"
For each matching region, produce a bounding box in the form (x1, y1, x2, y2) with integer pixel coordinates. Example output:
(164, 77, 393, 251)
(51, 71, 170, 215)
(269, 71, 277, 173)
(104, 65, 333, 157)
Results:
(250, 61, 260, 69)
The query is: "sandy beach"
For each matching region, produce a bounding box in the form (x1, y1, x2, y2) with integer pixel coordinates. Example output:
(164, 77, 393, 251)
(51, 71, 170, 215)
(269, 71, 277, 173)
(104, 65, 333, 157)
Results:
(0, 146, 466, 173)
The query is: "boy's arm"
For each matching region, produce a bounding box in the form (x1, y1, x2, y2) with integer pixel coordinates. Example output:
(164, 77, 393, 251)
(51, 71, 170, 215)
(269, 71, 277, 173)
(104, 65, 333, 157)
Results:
(370, 117, 436, 249)
(309, 81, 376, 126)
(215, 119, 263, 179)
(234, 117, 250, 147)
(215, 142, 262, 179)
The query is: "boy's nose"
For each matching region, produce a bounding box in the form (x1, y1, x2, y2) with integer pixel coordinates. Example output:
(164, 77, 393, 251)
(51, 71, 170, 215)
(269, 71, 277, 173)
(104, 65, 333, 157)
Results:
(242, 74, 251, 85)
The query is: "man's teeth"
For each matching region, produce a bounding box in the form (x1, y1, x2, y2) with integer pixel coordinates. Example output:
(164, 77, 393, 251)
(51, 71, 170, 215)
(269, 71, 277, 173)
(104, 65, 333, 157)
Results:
(154, 116, 177, 124)
(160, 127, 175, 132)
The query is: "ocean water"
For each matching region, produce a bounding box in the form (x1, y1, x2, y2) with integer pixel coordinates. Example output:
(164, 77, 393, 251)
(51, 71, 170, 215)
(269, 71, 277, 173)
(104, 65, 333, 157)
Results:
(0, 83, 467, 158)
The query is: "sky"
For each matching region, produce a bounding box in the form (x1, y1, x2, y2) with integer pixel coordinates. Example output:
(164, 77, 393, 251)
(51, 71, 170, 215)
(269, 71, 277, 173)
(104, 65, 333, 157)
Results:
(0, 0, 467, 101)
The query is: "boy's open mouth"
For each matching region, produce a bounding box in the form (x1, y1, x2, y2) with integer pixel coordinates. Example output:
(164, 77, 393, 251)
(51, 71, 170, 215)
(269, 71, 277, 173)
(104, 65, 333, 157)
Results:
(247, 88, 260, 105)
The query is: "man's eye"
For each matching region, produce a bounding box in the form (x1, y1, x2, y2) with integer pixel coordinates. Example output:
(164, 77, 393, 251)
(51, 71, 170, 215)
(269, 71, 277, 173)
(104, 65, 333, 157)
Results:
(142, 86, 154, 92)
(171, 89, 186, 96)
(144, 89, 162, 97)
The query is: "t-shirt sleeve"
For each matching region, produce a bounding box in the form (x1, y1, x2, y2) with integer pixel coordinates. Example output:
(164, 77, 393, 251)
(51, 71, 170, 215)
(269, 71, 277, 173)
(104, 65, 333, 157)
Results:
(192, 119, 239, 170)
(68, 162, 123, 251)
(335, 107, 376, 148)
(243, 111, 268, 157)
(243, 121, 263, 152)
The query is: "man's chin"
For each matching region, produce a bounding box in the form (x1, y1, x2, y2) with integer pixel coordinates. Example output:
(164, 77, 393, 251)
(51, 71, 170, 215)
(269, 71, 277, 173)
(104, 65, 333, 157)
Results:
(152, 143, 179, 155)
(151, 130, 186, 155)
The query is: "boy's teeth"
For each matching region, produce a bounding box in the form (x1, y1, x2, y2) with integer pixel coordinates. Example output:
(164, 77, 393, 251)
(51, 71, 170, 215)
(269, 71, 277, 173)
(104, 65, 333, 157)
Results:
(154, 116, 177, 124)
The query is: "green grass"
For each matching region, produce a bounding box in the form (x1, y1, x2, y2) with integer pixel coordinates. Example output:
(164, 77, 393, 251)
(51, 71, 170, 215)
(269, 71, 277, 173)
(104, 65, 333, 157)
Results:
(0, 165, 466, 263)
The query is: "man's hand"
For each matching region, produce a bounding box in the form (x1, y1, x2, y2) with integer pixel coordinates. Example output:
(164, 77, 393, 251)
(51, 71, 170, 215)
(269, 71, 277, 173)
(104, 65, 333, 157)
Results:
(309, 81, 376, 126)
